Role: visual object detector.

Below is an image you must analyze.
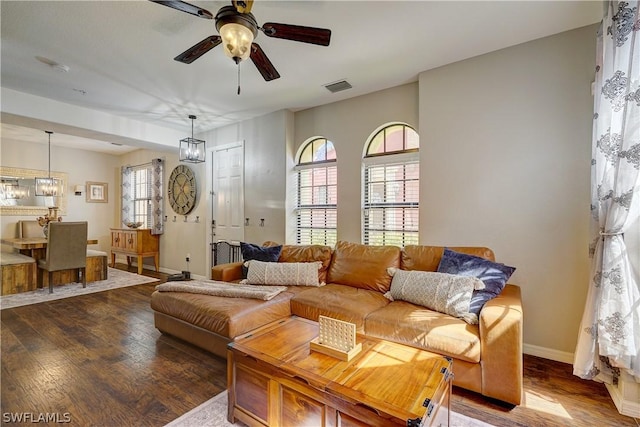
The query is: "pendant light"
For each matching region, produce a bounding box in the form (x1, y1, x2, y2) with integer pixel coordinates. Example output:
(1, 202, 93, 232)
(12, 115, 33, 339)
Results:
(35, 131, 62, 196)
(179, 115, 206, 163)
(2, 179, 28, 200)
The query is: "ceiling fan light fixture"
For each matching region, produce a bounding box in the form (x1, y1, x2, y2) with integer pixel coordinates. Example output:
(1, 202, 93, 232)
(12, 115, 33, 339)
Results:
(215, 5, 258, 64)
(156, 1, 331, 85)
(220, 22, 255, 62)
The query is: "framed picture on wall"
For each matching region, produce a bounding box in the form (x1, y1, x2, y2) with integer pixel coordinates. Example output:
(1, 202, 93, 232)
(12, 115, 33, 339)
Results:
(86, 181, 108, 203)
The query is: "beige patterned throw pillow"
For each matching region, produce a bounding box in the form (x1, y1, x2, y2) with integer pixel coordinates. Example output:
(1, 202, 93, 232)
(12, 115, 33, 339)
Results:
(245, 260, 324, 287)
(385, 269, 485, 324)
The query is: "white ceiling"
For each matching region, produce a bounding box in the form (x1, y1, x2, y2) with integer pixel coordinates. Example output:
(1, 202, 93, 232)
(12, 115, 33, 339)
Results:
(1, 0, 602, 153)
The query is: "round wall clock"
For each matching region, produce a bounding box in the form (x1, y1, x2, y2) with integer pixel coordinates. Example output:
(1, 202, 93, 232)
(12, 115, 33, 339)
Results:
(168, 164, 197, 215)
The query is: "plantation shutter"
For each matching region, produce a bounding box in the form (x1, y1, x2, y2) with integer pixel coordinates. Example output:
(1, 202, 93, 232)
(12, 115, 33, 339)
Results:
(363, 152, 419, 247)
(296, 163, 337, 245)
(131, 164, 153, 228)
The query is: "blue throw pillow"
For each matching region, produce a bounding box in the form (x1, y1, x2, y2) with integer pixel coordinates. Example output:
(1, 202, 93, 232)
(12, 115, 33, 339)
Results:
(436, 248, 515, 316)
(240, 242, 282, 278)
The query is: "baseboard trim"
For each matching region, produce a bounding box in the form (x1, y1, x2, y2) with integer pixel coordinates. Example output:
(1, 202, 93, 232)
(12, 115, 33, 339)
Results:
(128, 263, 206, 281)
(523, 343, 573, 364)
(606, 382, 640, 418)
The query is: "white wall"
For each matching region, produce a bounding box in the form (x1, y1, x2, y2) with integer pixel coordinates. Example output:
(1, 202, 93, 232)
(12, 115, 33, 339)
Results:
(418, 25, 597, 357)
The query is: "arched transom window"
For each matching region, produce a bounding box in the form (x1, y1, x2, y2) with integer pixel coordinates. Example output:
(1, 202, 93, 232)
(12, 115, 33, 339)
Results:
(363, 124, 419, 246)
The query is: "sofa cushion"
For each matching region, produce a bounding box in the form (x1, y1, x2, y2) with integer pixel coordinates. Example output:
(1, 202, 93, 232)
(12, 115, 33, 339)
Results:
(386, 269, 484, 324)
(245, 260, 323, 287)
(263, 241, 333, 283)
(150, 287, 308, 339)
(240, 242, 282, 277)
(327, 241, 400, 293)
(290, 283, 390, 332)
(364, 300, 481, 363)
(401, 245, 495, 272)
(437, 248, 516, 316)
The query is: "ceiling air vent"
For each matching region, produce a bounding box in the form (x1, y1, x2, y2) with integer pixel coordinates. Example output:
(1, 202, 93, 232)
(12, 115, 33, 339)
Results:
(324, 79, 352, 93)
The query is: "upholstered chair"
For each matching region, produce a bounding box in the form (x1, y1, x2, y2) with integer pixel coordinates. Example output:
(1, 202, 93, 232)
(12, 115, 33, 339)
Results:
(18, 220, 45, 238)
(37, 222, 88, 294)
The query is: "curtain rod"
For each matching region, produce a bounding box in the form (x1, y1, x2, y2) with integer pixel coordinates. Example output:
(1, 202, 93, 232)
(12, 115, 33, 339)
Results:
(125, 158, 163, 169)
(127, 161, 151, 168)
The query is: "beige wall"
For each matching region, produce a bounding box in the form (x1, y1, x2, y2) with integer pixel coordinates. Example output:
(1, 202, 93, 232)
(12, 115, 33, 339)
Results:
(110, 110, 293, 278)
(116, 149, 208, 277)
(0, 139, 121, 255)
(0, 109, 293, 280)
(418, 25, 597, 357)
(294, 25, 599, 359)
(0, 140, 202, 278)
(294, 82, 419, 243)
(199, 109, 293, 246)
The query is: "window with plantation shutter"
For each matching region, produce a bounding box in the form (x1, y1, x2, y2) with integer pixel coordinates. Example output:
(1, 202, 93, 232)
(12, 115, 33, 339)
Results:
(296, 138, 337, 246)
(131, 164, 153, 228)
(363, 124, 419, 247)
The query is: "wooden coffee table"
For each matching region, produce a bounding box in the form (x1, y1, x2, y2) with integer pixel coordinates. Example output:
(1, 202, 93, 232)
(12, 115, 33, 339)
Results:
(227, 316, 452, 427)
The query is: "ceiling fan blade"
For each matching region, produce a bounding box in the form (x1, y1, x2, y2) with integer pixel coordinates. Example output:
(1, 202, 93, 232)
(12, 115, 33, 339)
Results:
(250, 43, 280, 81)
(174, 36, 222, 64)
(260, 22, 331, 46)
(150, 0, 213, 19)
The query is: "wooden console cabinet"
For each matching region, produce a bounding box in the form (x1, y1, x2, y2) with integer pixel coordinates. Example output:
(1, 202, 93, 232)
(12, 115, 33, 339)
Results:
(110, 228, 159, 275)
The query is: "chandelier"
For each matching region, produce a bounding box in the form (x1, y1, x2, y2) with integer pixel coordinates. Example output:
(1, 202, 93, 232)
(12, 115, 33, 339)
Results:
(35, 131, 63, 197)
(179, 115, 206, 163)
(2, 179, 29, 200)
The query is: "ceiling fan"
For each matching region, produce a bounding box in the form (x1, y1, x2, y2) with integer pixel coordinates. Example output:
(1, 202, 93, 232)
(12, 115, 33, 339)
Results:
(151, 0, 332, 83)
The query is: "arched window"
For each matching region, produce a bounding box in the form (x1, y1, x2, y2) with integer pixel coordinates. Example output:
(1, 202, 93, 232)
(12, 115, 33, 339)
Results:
(295, 137, 337, 245)
(363, 124, 419, 246)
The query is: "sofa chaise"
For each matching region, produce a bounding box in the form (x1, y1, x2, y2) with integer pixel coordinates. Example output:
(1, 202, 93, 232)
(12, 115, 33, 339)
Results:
(150, 241, 523, 405)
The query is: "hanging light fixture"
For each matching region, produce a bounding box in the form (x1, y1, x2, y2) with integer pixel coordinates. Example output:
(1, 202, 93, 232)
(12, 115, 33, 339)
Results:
(35, 131, 62, 196)
(179, 115, 206, 163)
(215, 5, 258, 95)
(2, 179, 29, 200)
(216, 5, 257, 64)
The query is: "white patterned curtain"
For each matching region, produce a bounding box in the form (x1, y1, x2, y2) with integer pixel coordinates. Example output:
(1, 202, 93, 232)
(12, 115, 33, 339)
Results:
(574, 1, 640, 382)
(151, 158, 164, 235)
(121, 166, 133, 225)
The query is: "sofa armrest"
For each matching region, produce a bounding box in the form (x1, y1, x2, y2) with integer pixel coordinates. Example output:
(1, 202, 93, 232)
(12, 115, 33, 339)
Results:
(479, 283, 523, 405)
(211, 262, 243, 282)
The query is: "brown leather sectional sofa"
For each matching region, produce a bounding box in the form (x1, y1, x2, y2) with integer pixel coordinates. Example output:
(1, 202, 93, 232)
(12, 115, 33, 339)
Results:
(150, 240, 523, 405)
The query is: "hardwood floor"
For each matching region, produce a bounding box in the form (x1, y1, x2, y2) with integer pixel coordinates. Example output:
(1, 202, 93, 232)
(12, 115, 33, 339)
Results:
(1, 265, 638, 426)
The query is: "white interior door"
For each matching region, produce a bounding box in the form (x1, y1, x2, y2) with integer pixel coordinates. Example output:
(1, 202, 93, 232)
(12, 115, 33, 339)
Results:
(210, 142, 244, 244)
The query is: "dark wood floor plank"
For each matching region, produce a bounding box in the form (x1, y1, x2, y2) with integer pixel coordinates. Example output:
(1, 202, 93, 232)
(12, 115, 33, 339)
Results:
(1, 264, 638, 426)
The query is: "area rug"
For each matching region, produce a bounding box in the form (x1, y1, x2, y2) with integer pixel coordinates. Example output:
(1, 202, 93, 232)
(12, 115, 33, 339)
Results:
(165, 390, 496, 427)
(0, 267, 158, 310)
